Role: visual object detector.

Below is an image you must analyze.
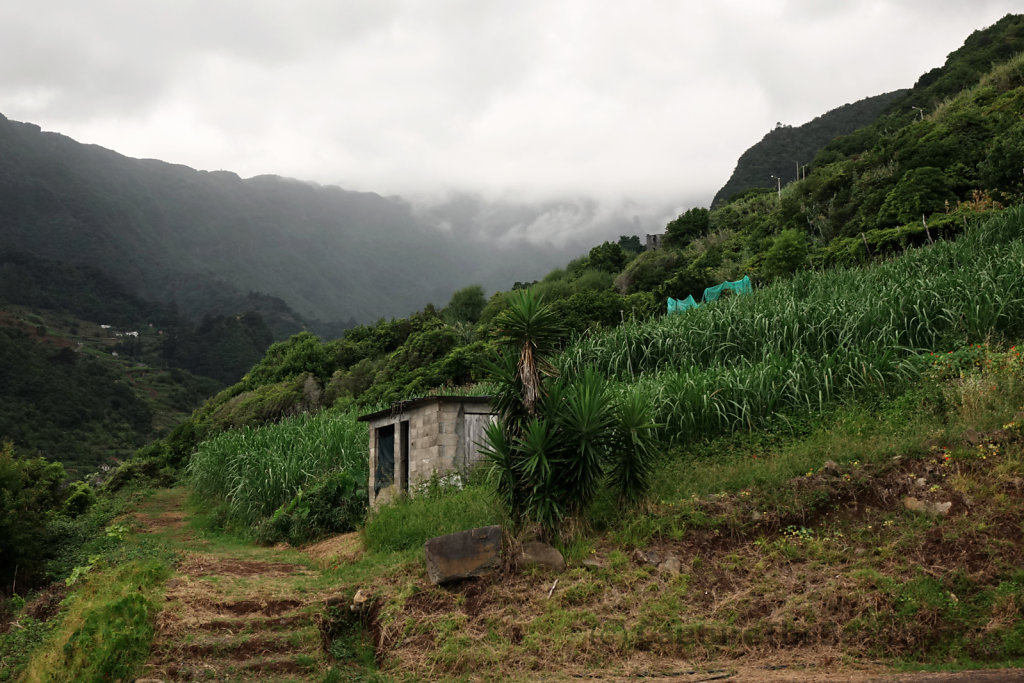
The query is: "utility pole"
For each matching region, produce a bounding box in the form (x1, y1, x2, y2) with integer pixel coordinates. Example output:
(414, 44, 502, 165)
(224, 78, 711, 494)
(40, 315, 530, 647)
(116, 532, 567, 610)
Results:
(771, 175, 781, 201)
(911, 106, 924, 121)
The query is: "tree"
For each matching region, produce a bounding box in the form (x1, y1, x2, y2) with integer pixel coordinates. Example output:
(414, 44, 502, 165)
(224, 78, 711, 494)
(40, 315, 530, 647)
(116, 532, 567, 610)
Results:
(615, 249, 679, 294)
(878, 166, 955, 226)
(588, 241, 628, 273)
(762, 229, 810, 278)
(0, 442, 66, 589)
(664, 207, 710, 248)
(618, 235, 643, 255)
(442, 285, 487, 325)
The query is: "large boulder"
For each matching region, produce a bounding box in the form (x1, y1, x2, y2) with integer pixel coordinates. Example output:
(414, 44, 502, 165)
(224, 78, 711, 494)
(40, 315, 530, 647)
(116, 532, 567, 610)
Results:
(424, 526, 502, 585)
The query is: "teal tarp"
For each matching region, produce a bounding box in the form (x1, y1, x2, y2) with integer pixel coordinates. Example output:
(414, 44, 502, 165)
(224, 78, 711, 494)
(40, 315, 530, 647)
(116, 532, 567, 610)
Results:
(667, 294, 699, 314)
(667, 276, 752, 314)
(703, 275, 752, 302)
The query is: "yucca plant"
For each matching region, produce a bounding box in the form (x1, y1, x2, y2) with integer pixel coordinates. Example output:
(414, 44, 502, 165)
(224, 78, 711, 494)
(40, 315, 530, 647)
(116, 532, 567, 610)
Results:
(482, 292, 658, 539)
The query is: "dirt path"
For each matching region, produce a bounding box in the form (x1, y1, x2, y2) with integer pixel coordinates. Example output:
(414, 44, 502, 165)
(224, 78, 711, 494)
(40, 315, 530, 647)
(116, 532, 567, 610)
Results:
(130, 488, 338, 682)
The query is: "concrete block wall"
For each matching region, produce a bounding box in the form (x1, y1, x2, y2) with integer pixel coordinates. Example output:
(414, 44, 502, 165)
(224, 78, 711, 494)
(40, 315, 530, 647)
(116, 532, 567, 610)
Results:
(366, 398, 494, 508)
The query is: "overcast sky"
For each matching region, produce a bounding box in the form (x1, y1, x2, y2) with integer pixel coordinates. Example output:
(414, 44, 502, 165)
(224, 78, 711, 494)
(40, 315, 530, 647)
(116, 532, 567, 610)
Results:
(2, 1, 1021, 209)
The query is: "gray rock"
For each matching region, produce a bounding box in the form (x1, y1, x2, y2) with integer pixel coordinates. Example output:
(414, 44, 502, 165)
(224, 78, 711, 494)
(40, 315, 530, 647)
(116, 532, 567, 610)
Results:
(903, 496, 952, 517)
(518, 541, 566, 573)
(424, 525, 502, 585)
(657, 555, 682, 576)
(822, 460, 840, 476)
(351, 588, 371, 612)
(581, 557, 605, 571)
(630, 548, 662, 566)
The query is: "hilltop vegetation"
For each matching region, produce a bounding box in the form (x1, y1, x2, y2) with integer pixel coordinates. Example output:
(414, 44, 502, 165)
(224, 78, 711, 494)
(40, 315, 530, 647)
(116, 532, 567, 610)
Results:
(712, 89, 906, 207)
(0, 251, 283, 475)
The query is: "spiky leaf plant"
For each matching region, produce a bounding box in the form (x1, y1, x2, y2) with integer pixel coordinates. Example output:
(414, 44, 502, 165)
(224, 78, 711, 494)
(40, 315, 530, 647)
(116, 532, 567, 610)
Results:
(483, 292, 657, 539)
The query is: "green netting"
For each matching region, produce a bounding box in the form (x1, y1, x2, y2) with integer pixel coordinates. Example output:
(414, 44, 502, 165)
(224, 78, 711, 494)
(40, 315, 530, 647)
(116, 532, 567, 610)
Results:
(667, 294, 699, 314)
(667, 276, 752, 314)
(703, 275, 752, 302)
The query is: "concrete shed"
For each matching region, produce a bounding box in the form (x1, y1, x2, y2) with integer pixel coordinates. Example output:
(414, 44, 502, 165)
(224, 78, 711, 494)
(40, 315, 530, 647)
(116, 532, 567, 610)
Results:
(358, 395, 496, 508)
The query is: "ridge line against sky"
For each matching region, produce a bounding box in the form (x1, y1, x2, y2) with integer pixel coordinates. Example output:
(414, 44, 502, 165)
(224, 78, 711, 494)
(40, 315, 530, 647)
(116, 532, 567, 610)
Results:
(2, 1, 1020, 208)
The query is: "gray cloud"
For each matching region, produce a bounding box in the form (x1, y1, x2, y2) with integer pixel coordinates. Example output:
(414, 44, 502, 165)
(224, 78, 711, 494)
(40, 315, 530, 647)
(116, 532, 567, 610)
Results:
(2, 1, 1020, 215)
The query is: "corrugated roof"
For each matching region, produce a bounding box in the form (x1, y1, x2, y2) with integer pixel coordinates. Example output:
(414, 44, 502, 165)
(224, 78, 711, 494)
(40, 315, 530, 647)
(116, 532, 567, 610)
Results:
(356, 394, 493, 422)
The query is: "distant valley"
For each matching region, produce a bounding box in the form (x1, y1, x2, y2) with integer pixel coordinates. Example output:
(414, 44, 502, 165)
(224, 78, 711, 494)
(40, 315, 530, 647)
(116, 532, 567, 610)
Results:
(0, 115, 674, 327)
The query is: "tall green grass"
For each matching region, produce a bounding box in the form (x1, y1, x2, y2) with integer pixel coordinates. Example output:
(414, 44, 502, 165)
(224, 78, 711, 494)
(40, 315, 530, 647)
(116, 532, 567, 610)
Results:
(187, 409, 368, 529)
(560, 206, 1024, 443)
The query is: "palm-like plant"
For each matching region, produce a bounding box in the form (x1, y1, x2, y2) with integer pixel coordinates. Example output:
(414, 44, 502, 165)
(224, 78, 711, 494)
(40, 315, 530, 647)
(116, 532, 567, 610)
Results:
(494, 289, 564, 416)
(483, 291, 658, 540)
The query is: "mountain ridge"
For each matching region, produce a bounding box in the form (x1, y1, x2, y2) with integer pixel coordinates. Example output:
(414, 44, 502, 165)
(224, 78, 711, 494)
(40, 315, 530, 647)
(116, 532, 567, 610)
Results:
(0, 114, 666, 325)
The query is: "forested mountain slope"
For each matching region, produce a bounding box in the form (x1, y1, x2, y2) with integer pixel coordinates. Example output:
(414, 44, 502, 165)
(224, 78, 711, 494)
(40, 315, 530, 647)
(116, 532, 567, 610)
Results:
(712, 90, 905, 206)
(713, 13, 1024, 208)
(0, 116, 569, 324)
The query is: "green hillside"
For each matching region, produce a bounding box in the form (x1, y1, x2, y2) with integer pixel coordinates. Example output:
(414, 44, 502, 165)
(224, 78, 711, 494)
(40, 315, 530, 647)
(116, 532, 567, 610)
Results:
(712, 89, 905, 207)
(4, 14, 1024, 681)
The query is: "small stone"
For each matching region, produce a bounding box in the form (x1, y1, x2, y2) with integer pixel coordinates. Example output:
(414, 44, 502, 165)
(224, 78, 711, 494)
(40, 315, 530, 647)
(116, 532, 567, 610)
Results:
(351, 588, 371, 611)
(581, 557, 605, 571)
(903, 496, 927, 513)
(657, 556, 682, 576)
(915, 477, 928, 487)
(904, 496, 952, 517)
(630, 548, 661, 566)
(518, 541, 566, 573)
(822, 460, 840, 475)
(751, 510, 764, 522)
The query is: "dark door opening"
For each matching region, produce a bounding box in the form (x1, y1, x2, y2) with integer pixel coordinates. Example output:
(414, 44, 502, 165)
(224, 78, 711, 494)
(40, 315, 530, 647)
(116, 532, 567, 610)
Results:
(399, 420, 410, 493)
(375, 424, 395, 496)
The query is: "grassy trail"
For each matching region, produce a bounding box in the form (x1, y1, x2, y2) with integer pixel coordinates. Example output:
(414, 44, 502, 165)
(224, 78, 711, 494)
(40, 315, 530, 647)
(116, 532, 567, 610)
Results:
(132, 489, 338, 682)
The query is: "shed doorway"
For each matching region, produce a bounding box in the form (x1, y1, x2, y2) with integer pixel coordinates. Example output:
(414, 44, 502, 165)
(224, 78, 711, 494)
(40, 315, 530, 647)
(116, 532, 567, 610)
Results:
(399, 420, 410, 494)
(374, 424, 395, 496)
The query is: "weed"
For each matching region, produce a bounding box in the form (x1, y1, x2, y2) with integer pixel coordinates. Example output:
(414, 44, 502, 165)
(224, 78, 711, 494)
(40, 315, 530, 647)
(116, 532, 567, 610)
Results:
(363, 484, 500, 553)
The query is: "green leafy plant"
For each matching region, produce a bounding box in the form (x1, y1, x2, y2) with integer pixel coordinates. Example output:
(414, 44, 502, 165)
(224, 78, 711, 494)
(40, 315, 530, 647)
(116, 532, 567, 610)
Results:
(481, 291, 658, 539)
